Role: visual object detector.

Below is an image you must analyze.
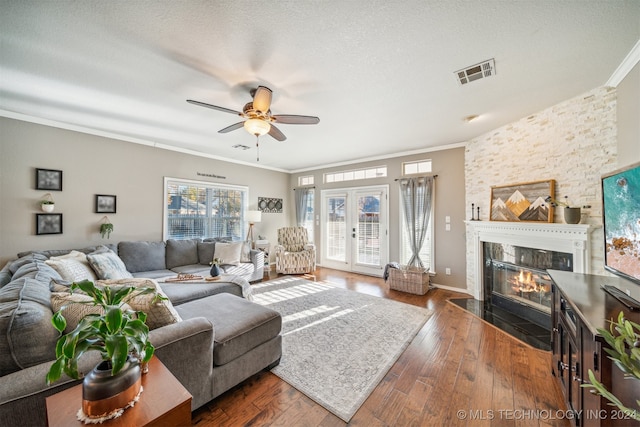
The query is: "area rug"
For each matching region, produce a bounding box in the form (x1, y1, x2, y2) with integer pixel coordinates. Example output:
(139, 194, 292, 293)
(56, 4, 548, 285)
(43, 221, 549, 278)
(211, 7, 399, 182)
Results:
(252, 277, 433, 421)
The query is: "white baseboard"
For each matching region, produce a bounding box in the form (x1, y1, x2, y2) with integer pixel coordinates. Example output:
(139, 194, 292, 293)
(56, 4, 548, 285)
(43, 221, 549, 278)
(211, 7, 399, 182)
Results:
(430, 282, 473, 297)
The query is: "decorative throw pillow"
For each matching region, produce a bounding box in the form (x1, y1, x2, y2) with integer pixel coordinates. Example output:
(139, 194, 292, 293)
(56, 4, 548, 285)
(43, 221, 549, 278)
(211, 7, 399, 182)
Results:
(50, 291, 134, 333)
(213, 242, 243, 266)
(45, 250, 98, 282)
(97, 278, 181, 330)
(87, 248, 133, 280)
(197, 242, 216, 265)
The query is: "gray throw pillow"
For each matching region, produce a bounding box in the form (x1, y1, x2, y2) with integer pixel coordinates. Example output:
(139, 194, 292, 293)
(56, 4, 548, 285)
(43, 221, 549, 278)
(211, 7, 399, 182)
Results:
(87, 248, 133, 280)
(0, 277, 59, 376)
(118, 241, 166, 273)
(166, 239, 199, 269)
(197, 242, 216, 265)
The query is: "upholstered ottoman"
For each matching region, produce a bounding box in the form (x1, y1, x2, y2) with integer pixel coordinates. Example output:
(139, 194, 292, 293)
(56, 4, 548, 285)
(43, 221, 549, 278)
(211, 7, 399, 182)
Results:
(173, 293, 282, 398)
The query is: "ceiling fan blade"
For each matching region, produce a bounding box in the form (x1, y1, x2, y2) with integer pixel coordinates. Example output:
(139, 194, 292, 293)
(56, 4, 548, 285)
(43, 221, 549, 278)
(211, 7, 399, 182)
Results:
(268, 124, 287, 141)
(252, 86, 272, 113)
(218, 122, 245, 133)
(187, 99, 242, 116)
(272, 114, 320, 125)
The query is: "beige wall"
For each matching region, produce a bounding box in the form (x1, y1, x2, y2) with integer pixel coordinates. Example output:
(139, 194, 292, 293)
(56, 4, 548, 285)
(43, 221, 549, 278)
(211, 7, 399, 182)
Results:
(289, 146, 467, 290)
(616, 62, 640, 166)
(0, 117, 291, 266)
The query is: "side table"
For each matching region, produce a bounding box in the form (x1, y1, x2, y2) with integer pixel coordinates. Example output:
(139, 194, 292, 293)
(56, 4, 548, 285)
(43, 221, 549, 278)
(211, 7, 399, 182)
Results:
(254, 240, 271, 273)
(46, 357, 192, 427)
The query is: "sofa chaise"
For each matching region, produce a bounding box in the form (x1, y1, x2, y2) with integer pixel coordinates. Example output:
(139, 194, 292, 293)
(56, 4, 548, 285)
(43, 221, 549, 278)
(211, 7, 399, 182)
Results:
(0, 239, 282, 426)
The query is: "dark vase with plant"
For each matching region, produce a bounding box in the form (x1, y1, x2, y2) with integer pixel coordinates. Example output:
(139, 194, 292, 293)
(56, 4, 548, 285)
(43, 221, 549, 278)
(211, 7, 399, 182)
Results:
(582, 311, 640, 421)
(210, 257, 223, 277)
(545, 195, 581, 224)
(46, 280, 160, 421)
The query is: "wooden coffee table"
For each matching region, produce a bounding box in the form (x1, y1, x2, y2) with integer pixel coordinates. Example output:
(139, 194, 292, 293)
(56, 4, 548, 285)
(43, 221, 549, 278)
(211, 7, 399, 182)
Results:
(46, 357, 192, 427)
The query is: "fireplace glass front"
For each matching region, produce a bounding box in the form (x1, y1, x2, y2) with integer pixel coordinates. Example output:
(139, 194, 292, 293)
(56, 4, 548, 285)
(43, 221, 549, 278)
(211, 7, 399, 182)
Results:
(484, 242, 573, 330)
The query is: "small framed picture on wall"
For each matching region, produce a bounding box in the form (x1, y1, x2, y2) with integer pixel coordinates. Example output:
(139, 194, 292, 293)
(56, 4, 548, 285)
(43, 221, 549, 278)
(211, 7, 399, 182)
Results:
(36, 213, 63, 235)
(35, 168, 63, 191)
(95, 195, 117, 213)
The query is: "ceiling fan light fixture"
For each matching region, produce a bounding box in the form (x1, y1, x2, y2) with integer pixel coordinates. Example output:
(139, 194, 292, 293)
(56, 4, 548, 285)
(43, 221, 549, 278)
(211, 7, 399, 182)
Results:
(244, 118, 271, 136)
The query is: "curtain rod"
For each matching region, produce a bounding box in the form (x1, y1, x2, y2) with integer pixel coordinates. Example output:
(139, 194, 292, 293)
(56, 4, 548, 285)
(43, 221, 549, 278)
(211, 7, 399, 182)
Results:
(394, 174, 438, 181)
(293, 186, 316, 190)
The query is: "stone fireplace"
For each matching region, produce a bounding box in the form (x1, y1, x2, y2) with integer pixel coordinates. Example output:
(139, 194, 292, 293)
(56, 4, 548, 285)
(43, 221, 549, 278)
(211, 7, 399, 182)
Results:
(460, 221, 595, 348)
(466, 221, 595, 301)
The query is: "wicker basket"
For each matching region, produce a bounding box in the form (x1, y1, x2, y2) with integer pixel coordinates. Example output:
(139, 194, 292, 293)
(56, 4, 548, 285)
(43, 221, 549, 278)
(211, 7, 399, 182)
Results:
(387, 266, 430, 295)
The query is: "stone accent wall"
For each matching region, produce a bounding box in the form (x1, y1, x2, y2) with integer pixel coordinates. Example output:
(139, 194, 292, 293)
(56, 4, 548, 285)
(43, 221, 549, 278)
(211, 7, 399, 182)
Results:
(465, 86, 618, 293)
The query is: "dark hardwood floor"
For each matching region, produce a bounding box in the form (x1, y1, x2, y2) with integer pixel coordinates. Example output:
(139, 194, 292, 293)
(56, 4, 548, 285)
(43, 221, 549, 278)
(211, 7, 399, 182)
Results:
(191, 268, 570, 426)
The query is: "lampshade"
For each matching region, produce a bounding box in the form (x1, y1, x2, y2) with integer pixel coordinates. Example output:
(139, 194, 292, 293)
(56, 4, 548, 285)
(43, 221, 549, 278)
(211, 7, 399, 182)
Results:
(246, 210, 262, 223)
(244, 118, 271, 136)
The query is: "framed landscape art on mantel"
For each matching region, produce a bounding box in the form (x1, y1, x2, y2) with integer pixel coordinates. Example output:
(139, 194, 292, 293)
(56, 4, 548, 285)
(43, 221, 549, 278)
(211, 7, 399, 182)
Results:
(490, 179, 555, 223)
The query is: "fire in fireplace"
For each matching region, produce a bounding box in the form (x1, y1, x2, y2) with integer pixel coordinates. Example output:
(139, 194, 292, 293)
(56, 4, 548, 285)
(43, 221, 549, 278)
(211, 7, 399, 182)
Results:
(484, 242, 572, 330)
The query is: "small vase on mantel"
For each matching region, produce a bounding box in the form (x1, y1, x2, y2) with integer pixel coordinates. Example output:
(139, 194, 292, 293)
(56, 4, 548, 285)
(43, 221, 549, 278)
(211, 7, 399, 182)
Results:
(563, 207, 581, 224)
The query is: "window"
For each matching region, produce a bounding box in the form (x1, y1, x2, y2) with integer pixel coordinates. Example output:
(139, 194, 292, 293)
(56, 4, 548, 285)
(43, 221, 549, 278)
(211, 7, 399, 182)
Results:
(402, 159, 432, 176)
(298, 175, 314, 186)
(164, 178, 248, 240)
(324, 166, 387, 183)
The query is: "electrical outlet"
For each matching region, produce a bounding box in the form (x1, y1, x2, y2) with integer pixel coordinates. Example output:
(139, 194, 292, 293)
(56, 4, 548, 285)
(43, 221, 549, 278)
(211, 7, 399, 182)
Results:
(445, 268, 451, 275)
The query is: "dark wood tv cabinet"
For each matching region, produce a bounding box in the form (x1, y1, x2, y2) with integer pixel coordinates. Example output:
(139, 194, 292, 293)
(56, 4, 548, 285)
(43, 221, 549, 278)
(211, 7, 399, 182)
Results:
(548, 270, 640, 427)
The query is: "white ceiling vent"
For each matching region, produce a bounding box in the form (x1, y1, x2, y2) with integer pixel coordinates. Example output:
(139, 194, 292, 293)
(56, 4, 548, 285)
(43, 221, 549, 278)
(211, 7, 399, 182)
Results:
(455, 59, 495, 85)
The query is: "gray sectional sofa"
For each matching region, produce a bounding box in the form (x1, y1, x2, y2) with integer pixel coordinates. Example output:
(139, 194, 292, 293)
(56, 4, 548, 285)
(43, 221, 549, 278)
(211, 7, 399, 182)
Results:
(0, 239, 282, 426)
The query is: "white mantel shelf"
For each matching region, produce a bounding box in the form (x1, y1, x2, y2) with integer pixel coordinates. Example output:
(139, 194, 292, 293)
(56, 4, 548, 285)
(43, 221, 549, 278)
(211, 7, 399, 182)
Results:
(465, 221, 599, 300)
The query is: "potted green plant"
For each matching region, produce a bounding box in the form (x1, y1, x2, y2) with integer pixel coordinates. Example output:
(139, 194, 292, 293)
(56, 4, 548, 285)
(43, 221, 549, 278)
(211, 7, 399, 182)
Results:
(46, 280, 160, 420)
(40, 194, 55, 212)
(544, 195, 581, 224)
(100, 222, 114, 239)
(582, 311, 640, 421)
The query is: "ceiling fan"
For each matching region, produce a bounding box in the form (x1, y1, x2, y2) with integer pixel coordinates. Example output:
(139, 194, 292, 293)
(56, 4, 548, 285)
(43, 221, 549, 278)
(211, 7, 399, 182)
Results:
(187, 86, 320, 147)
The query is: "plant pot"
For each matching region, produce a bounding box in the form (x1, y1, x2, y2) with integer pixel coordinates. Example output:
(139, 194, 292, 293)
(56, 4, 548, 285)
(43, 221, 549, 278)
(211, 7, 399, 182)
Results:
(210, 264, 221, 277)
(82, 358, 142, 420)
(564, 207, 581, 224)
(41, 204, 54, 212)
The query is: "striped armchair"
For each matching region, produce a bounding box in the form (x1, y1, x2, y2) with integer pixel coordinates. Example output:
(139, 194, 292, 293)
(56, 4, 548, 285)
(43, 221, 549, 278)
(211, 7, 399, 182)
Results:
(274, 226, 316, 274)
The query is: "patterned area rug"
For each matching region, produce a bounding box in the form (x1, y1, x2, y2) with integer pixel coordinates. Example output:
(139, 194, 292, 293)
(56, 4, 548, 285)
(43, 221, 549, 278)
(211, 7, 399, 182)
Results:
(252, 277, 433, 422)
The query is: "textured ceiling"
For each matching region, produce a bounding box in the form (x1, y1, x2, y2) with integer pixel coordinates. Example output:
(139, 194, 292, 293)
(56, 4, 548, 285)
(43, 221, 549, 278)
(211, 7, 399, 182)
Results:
(1, 1, 639, 172)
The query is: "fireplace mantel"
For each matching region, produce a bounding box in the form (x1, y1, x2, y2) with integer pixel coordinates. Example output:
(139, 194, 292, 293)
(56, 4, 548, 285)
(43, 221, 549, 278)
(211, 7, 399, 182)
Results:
(465, 221, 596, 300)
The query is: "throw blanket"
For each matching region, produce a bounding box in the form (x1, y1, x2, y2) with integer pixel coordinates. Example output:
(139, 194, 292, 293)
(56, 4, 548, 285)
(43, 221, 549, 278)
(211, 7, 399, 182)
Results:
(228, 275, 254, 301)
(383, 262, 400, 281)
(158, 275, 254, 301)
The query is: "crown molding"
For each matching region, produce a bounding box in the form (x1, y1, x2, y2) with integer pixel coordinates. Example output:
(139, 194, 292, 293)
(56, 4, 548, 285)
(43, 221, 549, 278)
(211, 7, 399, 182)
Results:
(606, 39, 640, 87)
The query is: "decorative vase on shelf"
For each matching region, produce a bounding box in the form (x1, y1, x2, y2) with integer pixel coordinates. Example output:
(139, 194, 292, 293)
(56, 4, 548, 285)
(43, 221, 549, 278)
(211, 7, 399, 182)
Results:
(210, 264, 221, 277)
(564, 207, 581, 224)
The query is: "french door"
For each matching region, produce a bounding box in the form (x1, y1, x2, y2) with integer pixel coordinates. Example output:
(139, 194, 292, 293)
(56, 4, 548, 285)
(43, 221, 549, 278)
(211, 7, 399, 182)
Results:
(321, 185, 388, 276)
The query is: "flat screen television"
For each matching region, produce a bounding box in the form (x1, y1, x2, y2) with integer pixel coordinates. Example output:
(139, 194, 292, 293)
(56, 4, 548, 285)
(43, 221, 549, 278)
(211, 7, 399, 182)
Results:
(601, 161, 640, 285)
